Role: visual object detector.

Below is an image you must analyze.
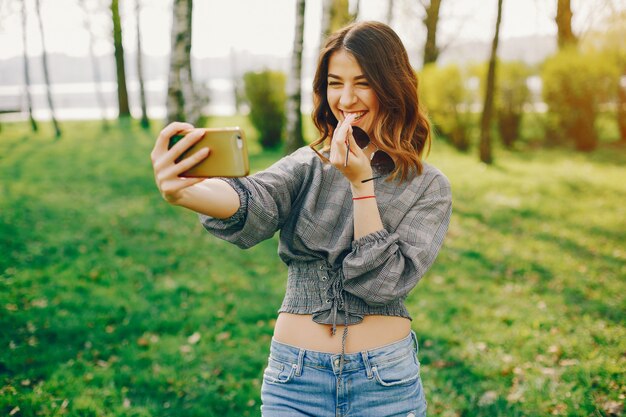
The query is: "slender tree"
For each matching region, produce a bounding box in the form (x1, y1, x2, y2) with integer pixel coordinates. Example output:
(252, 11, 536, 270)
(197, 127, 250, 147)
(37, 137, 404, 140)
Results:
(320, 0, 333, 49)
(21, 0, 37, 132)
(320, 0, 352, 48)
(135, 0, 149, 128)
(353, 0, 360, 20)
(34, 0, 61, 137)
(556, 0, 577, 49)
(166, 0, 203, 125)
(285, 0, 306, 154)
(230, 48, 244, 114)
(422, 0, 443, 65)
(111, 0, 131, 118)
(80, 0, 109, 130)
(479, 0, 503, 164)
(617, 77, 626, 145)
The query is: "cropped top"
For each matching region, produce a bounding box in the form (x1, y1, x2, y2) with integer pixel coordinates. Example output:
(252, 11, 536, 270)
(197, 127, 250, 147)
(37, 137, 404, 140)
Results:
(199, 146, 452, 331)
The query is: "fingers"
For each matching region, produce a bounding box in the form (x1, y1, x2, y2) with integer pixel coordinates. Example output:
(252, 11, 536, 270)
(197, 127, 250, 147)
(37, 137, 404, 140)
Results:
(152, 121, 195, 159)
(166, 129, 206, 164)
(172, 147, 210, 177)
(330, 114, 355, 166)
(153, 129, 206, 173)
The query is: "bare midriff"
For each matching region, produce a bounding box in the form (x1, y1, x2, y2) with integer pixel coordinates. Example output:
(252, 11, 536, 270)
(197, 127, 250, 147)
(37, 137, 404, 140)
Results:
(273, 312, 411, 354)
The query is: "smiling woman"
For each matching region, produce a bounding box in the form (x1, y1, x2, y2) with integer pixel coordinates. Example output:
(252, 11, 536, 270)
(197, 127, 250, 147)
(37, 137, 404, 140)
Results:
(311, 21, 431, 183)
(151, 20, 451, 416)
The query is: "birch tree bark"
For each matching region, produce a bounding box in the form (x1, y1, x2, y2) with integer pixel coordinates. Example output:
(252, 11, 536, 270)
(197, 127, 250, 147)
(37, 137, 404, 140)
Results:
(80, 0, 109, 129)
(135, 0, 149, 128)
(111, 0, 131, 118)
(166, 0, 203, 125)
(320, 0, 352, 48)
(34, 0, 61, 137)
(320, 0, 333, 49)
(285, 0, 306, 154)
(21, 0, 37, 132)
(479, 0, 503, 164)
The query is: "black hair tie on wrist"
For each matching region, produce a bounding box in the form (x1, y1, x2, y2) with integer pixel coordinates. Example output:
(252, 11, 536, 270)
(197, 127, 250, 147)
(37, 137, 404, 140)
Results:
(361, 176, 382, 183)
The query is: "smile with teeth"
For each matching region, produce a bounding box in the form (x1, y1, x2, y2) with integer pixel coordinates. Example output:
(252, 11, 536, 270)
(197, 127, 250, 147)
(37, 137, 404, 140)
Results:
(342, 111, 367, 121)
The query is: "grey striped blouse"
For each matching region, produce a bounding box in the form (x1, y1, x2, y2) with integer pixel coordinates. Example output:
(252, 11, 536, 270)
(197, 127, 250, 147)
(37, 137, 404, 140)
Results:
(199, 146, 452, 330)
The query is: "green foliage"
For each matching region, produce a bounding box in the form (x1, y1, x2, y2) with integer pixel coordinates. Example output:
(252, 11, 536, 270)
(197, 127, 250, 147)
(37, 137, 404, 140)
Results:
(541, 48, 619, 151)
(583, 11, 626, 143)
(495, 62, 532, 148)
(1, 119, 625, 416)
(470, 60, 532, 149)
(419, 63, 473, 151)
(243, 70, 286, 149)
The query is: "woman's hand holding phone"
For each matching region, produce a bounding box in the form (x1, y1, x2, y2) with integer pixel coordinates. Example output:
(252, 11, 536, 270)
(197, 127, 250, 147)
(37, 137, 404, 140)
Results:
(150, 122, 210, 205)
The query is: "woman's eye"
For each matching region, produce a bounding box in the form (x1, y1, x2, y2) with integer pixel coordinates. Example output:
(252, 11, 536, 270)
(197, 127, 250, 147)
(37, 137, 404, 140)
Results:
(357, 82, 370, 87)
(328, 81, 342, 87)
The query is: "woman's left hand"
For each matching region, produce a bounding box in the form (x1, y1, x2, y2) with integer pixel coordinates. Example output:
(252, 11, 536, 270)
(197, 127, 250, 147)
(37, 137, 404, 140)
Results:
(329, 114, 373, 185)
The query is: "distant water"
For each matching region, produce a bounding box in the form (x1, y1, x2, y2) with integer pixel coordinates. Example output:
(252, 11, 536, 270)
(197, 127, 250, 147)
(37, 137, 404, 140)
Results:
(0, 78, 314, 121)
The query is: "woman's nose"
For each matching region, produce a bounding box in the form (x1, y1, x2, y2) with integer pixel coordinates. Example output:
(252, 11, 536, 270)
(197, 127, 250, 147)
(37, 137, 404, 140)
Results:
(339, 87, 357, 107)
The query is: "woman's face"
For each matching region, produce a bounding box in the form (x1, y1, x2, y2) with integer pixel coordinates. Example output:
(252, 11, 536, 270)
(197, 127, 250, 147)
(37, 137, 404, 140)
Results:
(326, 49, 379, 136)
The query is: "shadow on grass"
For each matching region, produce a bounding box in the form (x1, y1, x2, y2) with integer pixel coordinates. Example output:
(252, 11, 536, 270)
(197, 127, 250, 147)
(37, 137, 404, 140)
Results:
(418, 333, 527, 417)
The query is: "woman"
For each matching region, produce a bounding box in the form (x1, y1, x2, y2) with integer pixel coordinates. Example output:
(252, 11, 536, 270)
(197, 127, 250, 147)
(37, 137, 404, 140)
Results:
(151, 21, 451, 417)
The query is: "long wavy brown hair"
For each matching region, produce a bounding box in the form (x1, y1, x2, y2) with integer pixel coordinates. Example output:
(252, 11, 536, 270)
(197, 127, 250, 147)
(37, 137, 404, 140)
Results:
(310, 21, 431, 182)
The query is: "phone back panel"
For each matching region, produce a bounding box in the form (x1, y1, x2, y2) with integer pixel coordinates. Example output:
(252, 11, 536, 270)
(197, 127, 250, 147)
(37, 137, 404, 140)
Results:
(171, 127, 249, 177)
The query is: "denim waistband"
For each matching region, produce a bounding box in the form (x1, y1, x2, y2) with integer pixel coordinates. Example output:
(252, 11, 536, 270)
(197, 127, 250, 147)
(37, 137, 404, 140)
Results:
(268, 330, 418, 376)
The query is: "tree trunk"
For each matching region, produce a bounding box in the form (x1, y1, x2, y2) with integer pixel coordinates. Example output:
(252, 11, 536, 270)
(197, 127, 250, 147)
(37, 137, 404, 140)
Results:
(166, 0, 201, 125)
(556, 0, 577, 49)
(21, 0, 37, 132)
(618, 70, 626, 143)
(422, 0, 443, 66)
(479, 0, 503, 164)
(166, 0, 188, 124)
(34, 0, 61, 137)
(135, 0, 150, 128)
(285, 0, 306, 154)
(386, 0, 395, 25)
(111, 0, 131, 118)
(320, 0, 352, 48)
(320, 0, 333, 49)
(353, 0, 361, 20)
(230, 48, 243, 114)
(80, 0, 109, 130)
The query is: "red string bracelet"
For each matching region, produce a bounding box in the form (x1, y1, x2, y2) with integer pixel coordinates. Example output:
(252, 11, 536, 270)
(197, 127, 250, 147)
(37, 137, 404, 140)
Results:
(352, 195, 376, 201)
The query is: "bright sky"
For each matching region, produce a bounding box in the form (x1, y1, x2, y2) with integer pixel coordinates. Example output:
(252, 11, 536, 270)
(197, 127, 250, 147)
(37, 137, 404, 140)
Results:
(0, 0, 623, 59)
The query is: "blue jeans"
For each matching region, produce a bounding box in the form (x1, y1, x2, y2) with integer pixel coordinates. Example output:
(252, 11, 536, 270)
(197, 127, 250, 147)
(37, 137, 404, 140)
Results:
(261, 331, 427, 417)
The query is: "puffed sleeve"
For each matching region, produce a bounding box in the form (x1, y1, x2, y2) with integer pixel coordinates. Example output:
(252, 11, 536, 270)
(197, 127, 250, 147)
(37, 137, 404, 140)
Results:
(198, 147, 313, 249)
(342, 172, 452, 306)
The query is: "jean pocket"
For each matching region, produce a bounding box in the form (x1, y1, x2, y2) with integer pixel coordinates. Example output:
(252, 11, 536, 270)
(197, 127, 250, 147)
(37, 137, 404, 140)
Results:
(262, 356, 297, 384)
(372, 353, 420, 387)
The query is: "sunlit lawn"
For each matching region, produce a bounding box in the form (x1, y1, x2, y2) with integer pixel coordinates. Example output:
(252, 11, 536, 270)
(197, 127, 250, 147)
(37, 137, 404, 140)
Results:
(1, 118, 624, 416)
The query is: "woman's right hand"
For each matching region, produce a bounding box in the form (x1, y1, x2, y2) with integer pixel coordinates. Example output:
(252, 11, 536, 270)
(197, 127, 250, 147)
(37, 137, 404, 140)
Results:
(150, 122, 210, 205)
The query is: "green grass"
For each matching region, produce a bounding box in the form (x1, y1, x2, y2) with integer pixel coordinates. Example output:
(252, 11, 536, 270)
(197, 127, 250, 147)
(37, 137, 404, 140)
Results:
(1, 118, 624, 417)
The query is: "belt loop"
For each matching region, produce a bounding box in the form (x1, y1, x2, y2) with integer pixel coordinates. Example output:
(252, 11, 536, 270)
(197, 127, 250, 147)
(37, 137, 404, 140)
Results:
(410, 330, 419, 353)
(295, 348, 305, 377)
(361, 351, 373, 379)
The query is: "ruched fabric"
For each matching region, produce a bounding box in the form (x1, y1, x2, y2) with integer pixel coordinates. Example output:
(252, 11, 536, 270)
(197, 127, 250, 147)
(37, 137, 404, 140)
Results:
(199, 146, 452, 329)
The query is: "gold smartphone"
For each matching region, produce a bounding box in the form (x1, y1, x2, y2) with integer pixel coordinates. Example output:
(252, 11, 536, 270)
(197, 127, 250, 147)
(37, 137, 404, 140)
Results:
(168, 127, 249, 178)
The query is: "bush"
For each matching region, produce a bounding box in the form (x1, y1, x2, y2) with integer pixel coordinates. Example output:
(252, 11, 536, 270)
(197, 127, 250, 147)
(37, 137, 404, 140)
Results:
(243, 70, 286, 149)
(541, 48, 618, 151)
(419, 63, 473, 151)
(471, 60, 532, 149)
(496, 61, 532, 148)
